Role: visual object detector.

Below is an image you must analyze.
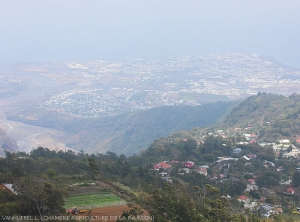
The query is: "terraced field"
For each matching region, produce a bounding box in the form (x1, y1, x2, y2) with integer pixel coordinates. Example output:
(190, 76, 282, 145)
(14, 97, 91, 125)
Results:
(64, 191, 126, 209)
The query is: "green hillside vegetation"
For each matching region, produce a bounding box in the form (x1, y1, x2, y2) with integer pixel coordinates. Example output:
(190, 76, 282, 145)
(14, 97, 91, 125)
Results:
(222, 93, 300, 142)
(140, 93, 300, 165)
(8, 101, 236, 155)
(0, 147, 261, 221)
(141, 131, 276, 165)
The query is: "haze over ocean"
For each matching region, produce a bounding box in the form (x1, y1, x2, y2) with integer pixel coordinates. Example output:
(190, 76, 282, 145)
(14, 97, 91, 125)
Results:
(0, 0, 299, 68)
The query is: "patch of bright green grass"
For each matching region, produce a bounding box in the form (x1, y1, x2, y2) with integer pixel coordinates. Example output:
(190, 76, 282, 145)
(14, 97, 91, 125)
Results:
(64, 192, 126, 209)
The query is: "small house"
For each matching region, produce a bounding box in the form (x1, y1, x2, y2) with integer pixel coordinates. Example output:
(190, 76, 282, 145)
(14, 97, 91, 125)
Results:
(242, 155, 250, 161)
(248, 179, 256, 184)
(233, 148, 241, 155)
(259, 197, 266, 203)
(277, 166, 284, 172)
(247, 154, 257, 159)
(178, 168, 190, 174)
(245, 184, 259, 192)
(159, 172, 168, 177)
(259, 203, 275, 216)
(184, 161, 195, 168)
(238, 195, 249, 202)
(286, 187, 295, 194)
(153, 161, 171, 170)
(0, 184, 16, 194)
(279, 139, 290, 144)
(197, 167, 207, 176)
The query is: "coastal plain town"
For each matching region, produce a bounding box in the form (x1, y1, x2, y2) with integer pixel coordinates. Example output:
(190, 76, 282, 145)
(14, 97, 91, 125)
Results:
(1, 53, 300, 118)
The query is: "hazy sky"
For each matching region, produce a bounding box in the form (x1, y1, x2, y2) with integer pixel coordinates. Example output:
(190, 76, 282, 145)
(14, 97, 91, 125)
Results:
(1, 0, 299, 67)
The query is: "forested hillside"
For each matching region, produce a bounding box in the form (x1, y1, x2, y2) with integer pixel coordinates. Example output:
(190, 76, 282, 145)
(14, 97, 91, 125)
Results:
(222, 93, 300, 142)
(8, 101, 236, 155)
(67, 102, 236, 155)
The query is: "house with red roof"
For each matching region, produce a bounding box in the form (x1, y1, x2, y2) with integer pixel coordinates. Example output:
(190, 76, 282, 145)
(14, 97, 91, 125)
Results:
(0, 184, 15, 194)
(248, 179, 256, 184)
(234, 128, 242, 131)
(153, 161, 171, 170)
(219, 174, 225, 179)
(259, 197, 266, 203)
(238, 195, 249, 202)
(276, 207, 283, 213)
(247, 154, 257, 159)
(184, 161, 195, 168)
(286, 187, 295, 194)
(263, 163, 269, 169)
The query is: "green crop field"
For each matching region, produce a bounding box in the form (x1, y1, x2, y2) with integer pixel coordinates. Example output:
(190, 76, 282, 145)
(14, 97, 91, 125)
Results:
(64, 191, 126, 209)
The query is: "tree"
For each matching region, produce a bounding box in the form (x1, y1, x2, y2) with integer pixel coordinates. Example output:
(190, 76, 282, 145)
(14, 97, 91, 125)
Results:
(0, 190, 19, 216)
(150, 183, 178, 221)
(266, 195, 278, 205)
(202, 153, 217, 162)
(42, 182, 65, 215)
(229, 181, 247, 196)
(256, 171, 280, 187)
(293, 171, 300, 187)
(258, 147, 276, 162)
(15, 177, 65, 218)
(88, 158, 100, 179)
(244, 174, 253, 179)
(46, 168, 56, 179)
(183, 138, 198, 155)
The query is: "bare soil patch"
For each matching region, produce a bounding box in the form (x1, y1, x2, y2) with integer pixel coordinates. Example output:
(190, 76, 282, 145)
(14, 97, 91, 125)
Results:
(79, 205, 150, 222)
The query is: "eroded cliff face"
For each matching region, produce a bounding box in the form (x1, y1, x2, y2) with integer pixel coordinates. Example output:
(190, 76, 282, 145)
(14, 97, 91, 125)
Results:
(0, 127, 18, 155)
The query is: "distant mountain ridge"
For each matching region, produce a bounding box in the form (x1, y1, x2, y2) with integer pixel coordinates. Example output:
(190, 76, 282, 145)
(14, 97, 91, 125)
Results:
(8, 101, 237, 155)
